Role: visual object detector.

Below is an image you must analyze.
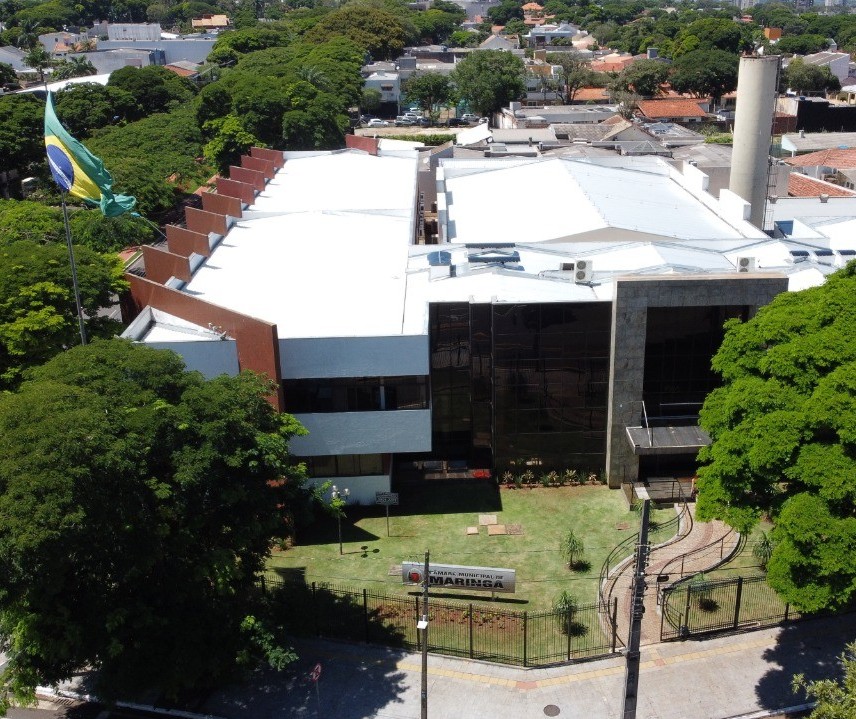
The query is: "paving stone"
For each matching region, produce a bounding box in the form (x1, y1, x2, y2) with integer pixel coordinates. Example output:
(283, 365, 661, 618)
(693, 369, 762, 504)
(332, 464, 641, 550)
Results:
(487, 524, 507, 536)
(466, 526, 479, 535)
(479, 514, 498, 526)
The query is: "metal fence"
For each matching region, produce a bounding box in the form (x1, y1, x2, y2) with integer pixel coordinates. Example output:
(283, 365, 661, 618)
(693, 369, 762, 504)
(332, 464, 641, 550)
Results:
(261, 576, 619, 667)
(660, 574, 803, 640)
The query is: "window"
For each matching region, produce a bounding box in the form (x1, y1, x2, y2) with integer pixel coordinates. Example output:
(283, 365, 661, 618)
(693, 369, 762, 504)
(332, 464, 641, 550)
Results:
(303, 454, 385, 477)
(283, 377, 428, 413)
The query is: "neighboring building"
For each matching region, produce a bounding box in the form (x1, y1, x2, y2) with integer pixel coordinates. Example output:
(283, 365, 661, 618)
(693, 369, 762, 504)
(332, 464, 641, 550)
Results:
(479, 35, 517, 51)
(526, 22, 578, 47)
(38, 31, 88, 56)
(498, 102, 620, 128)
(636, 98, 709, 123)
(120, 140, 856, 501)
(96, 23, 162, 41)
(783, 147, 856, 189)
(0, 46, 27, 73)
(363, 70, 400, 107)
(165, 60, 201, 78)
(797, 51, 851, 84)
(787, 172, 856, 196)
(191, 14, 230, 30)
(781, 130, 856, 156)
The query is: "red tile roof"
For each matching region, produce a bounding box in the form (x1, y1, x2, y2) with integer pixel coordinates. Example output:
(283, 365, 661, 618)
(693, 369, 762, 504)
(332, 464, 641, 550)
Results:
(574, 87, 611, 102)
(783, 148, 856, 169)
(787, 172, 856, 197)
(636, 98, 707, 119)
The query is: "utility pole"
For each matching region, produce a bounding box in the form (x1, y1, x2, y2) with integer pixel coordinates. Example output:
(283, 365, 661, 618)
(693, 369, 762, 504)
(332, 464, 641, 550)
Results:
(622, 499, 650, 719)
(420, 550, 429, 719)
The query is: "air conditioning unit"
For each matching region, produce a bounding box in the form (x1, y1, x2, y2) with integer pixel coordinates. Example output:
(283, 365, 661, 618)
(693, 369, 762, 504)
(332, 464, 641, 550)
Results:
(737, 256, 756, 272)
(574, 258, 593, 283)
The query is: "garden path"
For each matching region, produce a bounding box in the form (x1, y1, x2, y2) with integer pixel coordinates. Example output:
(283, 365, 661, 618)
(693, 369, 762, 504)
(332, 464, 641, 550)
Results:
(609, 504, 735, 646)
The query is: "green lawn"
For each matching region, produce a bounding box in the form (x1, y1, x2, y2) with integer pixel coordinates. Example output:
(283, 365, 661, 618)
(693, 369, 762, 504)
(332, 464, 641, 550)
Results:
(268, 482, 676, 611)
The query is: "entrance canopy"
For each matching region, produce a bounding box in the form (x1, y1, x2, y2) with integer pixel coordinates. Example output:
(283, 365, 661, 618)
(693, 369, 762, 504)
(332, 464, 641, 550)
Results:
(625, 425, 711, 455)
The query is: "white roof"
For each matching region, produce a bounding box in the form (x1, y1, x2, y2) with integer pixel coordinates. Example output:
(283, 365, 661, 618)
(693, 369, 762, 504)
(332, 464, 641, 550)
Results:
(180, 150, 421, 339)
(440, 156, 761, 243)
(18, 73, 110, 93)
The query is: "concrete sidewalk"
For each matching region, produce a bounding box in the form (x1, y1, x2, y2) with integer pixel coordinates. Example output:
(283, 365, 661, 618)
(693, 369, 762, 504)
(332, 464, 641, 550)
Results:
(204, 613, 856, 719)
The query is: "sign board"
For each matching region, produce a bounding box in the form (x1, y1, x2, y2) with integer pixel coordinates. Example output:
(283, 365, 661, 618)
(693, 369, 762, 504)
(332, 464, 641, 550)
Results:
(309, 663, 322, 682)
(401, 561, 516, 594)
(375, 492, 399, 506)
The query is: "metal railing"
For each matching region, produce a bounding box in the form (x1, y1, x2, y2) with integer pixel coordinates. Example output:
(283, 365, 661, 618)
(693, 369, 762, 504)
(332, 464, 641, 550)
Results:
(656, 529, 744, 598)
(261, 576, 619, 667)
(660, 574, 803, 641)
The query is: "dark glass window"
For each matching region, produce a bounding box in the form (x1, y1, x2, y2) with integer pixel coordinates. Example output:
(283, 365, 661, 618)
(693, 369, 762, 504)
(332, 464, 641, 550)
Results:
(283, 377, 427, 413)
(429, 301, 612, 472)
(643, 306, 749, 425)
(303, 454, 385, 477)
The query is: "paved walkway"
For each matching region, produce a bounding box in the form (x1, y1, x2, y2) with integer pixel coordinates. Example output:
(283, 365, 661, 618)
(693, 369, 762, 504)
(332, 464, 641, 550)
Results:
(204, 612, 856, 719)
(607, 504, 736, 645)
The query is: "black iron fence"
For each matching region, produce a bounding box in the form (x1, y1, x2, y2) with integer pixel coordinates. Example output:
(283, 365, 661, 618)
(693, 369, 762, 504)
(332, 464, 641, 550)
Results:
(660, 574, 803, 640)
(261, 575, 619, 667)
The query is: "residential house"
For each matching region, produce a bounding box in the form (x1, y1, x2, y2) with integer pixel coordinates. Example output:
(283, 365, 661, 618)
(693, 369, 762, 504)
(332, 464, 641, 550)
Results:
(191, 14, 230, 31)
(636, 98, 709, 124)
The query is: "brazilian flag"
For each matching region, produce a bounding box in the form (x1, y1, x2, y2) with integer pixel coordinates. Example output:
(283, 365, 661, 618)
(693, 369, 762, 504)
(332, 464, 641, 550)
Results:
(44, 92, 136, 217)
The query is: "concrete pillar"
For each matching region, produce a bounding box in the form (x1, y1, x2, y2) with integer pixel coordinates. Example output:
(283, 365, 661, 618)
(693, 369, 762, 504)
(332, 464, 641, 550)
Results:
(729, 55, 781, 230)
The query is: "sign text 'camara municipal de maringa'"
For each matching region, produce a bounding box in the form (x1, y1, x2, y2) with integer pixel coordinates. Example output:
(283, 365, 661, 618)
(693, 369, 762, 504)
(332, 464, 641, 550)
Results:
(401, 562, 516, 594)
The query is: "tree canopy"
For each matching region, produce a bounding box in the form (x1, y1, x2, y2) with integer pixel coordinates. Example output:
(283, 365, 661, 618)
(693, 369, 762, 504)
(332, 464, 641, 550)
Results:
(783, 58, 841, 96)
(0, 241, 126, 387)
(450, 50, 525, 119)
(403, 72, 453, 115)
(0, 340, 310, 710)
(669, 49, 738, 103)
(696, 263, 856, 612)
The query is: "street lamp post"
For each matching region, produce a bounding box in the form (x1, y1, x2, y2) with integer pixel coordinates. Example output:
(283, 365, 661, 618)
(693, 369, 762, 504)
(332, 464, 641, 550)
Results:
(331, 485, 349, 555)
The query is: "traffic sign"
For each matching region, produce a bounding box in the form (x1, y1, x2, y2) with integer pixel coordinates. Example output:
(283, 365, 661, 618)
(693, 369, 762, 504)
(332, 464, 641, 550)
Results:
(310, 663, 322, 682)
(375, 492, 399, 506)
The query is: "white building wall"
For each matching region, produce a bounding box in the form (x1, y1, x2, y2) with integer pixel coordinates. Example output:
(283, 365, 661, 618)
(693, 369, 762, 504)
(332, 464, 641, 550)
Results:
(280, 335, 429, 379)
(289, 410, 431, 456)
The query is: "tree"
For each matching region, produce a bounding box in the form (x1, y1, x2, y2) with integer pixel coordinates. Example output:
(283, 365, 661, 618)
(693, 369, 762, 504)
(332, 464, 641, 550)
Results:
(696, 263, 856, 612)
(0, 340, 310, 710)
(22, 46, 52, 84)
(450, 50, 525, 120)
(50, 55, 96, 80)
(774, 34, 829, 56)
(669, 49, 738, 106)
(0, 241, 126, 387)
(107, 65, 197, 119)
(547, 51, 593, 103)
(793, 641, 856, 719)
(305, 5, 407, 60)
(54, 83, 141, 137)
(203, 114, 262, 174)
(784, 58, 841, 96)
(0, 94, 44, 177)
(361, 87, 381, 115)
(403, 72, 452, 116)
(0, 62, 15, 86)
(561, 529, 585, 569)
(615, 59, 668, 98)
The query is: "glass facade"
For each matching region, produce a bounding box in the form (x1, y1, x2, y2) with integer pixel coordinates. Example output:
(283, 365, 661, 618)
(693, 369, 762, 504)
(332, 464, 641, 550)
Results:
(283, 376, 428, 413)
(642, 306, 749, 424)
(429, 302, 612, 472)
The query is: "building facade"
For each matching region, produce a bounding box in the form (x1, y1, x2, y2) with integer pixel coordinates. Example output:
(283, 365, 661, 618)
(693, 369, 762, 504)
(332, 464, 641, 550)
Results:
(122, 141, 856, 502)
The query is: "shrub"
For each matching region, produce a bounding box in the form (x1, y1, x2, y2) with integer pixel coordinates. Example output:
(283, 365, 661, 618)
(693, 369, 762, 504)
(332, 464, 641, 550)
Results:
(561, 530, 585, 570)
(752, 531, 775, 570)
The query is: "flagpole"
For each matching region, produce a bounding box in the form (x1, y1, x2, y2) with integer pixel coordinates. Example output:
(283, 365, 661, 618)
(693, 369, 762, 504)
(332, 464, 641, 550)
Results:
(61, 192, 87, 346)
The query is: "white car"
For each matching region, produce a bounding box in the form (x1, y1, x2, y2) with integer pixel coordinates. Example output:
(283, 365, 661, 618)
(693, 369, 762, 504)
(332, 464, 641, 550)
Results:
(366, 118, 389, 127)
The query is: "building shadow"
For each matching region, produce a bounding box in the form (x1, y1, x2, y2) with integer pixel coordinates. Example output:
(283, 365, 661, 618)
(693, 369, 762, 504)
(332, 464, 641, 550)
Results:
(392, 478, 503, 516)
(754, 612, 856, 710)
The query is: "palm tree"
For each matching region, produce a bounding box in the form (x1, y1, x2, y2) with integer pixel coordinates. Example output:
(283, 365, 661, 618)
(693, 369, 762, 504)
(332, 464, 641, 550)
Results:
(16, 20, 41, 50)
(23, 46, 52, 86)
(296, 66, 331, 92)
(53, 56, 96, 79)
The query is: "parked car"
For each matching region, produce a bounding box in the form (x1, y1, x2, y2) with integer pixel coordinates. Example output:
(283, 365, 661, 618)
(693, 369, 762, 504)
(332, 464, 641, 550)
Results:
(360, 114, 372, 124)
(460, 113, 480, 124)
(366, 118, 389, 127)
(395, 116, 415, 126)
(446, 118, 465, 127)
(414, 117, 430, 127)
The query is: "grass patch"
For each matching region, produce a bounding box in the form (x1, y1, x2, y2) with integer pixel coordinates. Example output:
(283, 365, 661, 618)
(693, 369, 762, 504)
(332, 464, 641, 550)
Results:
(268, 483, 676, 611)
